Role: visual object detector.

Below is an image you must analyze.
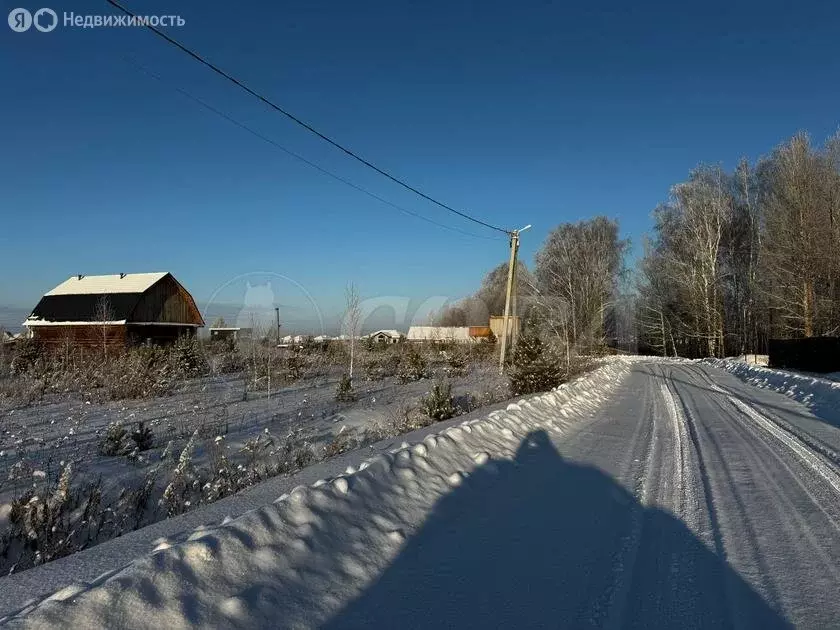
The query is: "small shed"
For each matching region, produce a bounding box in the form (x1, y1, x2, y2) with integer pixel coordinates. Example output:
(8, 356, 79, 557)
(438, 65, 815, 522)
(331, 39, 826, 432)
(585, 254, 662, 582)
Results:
(489, 316, 521, 340)
(23, 272, 204, 347)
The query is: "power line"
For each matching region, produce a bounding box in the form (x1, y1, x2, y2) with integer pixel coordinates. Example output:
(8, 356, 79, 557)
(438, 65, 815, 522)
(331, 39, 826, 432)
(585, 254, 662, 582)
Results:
(104, 0, 512, 236)
(120, 55, 503, 241)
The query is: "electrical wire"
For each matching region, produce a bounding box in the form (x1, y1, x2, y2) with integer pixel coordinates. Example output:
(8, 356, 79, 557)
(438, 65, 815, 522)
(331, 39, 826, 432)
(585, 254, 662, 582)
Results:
(120, 55, 504, 241)
(104, 0, 513, 236)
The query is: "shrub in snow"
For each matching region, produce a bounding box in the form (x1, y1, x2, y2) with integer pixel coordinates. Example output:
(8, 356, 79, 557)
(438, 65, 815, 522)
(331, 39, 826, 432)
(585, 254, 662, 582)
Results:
(171, 336, 208, 378)
(335, 374, 356, 402)
(130, 422, 154, 452)
(98, 422, 128, 456)
(9, 463, 76, 567)
(362, 422, 393, 444)
(293, 445, 315, 469)
(10, 338, 44, 375)
(444, 349, 468, 377)
(508, 322, 563, 395)
(160, 440, 174, 461)
(161, 430, 199, 516)
(397, 349, 429, 383)
(115, 470, 158, 532)
(420, 381, 457, 421)
(285, 353, 304, 381)
(363, 351, 401, 381)
(454, 392, 479, 414)
(324, 431, 358, 458)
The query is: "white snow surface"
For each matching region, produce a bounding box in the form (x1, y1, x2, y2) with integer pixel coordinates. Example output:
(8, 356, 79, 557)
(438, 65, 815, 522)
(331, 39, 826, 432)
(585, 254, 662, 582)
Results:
(1, 359, 635, 629)
(704, 358, 840, 427)
(43, 273, 168, 296)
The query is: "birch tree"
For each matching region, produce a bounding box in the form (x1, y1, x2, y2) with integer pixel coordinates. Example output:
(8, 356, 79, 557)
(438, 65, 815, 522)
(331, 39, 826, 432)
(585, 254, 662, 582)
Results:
(759, 133, 840, 337)
(343, 283, 362, 380)
(95, 295, 113, 360)
(534, 217, 628, 352)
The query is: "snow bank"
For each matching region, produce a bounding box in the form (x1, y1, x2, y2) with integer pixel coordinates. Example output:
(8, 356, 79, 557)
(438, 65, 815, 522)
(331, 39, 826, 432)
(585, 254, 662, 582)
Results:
(704, 358, 840, 427)
(1, 359, 633, 629)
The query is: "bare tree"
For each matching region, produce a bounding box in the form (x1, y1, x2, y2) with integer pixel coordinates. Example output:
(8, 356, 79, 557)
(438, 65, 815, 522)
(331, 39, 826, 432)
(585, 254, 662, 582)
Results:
(637, 131, 840, 358)
(434, 260, 534, 327)
(760, 132, 840, 338)
(343, 283, 362, 380)
(95, 295, 113, 360)
(534, 217, 628, 352)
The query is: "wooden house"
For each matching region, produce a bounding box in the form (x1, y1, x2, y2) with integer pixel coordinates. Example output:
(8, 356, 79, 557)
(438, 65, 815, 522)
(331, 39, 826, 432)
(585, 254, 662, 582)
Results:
(23, 272, 204, 347)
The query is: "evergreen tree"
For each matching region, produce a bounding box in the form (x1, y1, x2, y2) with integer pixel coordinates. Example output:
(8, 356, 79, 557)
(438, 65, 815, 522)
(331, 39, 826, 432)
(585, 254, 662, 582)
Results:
(335, 373, 356, 402)
(508, 321, 563, 395)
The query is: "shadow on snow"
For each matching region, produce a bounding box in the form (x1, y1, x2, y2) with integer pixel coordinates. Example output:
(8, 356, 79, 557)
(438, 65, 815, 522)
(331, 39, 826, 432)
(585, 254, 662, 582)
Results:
(325, 429, 789, 629)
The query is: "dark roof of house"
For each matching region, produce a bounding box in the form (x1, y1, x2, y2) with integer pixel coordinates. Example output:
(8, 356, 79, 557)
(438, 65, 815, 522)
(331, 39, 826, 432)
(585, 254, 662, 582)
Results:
(24, 272, 204, 327)
(29, 293, 144, 323)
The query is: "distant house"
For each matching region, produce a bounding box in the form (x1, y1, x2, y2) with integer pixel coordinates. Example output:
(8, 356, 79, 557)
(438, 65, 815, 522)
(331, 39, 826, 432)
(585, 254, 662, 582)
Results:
(1, 330, 18, 344)
(407, 326, 475, 343)
(281, 334, 309, 345)
(23, 272, 204, 347)
(367, 329, 403, 344)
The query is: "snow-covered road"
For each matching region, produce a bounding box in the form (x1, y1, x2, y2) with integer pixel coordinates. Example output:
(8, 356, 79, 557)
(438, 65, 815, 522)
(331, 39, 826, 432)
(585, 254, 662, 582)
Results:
(6, 358, 840, 628)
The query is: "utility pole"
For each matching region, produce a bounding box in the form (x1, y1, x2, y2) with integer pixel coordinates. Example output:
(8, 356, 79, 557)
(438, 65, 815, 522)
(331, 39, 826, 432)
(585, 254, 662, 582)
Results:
(275, 307, 281, 346)
(499, 224, 531, 373)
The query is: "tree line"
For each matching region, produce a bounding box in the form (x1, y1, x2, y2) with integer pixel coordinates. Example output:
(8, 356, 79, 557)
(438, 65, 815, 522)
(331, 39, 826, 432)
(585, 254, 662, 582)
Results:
(439, 130, 840, 359)
(638, 131, 840, 358)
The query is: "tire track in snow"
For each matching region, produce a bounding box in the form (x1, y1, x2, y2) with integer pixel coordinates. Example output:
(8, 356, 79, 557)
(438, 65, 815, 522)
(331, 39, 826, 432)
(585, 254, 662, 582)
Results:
(663, 364, 752, 626)
(675, 364, 840, 620)
(730, 398, 840, 496)
(692, 366, 840, 540)
(658, 380, 686, 512)
(595, 363, 659, 630)
(713, 394, 840, 585)
(696, 365, 840, 500)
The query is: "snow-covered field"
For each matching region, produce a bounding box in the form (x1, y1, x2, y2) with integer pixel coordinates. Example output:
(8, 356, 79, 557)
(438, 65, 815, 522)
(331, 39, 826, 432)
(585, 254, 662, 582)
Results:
(0, 362, 508, 575)
(0, 358, 633, 627)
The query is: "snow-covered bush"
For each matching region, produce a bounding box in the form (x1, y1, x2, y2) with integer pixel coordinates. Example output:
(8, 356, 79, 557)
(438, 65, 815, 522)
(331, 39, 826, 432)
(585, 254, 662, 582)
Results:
(171, 336, 208, 378)
(98, 422, 128, 456)
(10, 338, 45, 376)
(363, 351, 401, 380)
(324, 430, 357, 458)
(443, 348, 469, 377)
(397, 348, 429, 383)
(293, 445, 315, 469)
(335, 374, 356, 402)
(420, 381, 457, 421)
(131, 422, 154, 452)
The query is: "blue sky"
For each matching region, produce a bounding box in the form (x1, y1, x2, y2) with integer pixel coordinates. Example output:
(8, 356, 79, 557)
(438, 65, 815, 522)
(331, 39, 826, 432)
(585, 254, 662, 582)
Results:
(1, 0, 838, 324)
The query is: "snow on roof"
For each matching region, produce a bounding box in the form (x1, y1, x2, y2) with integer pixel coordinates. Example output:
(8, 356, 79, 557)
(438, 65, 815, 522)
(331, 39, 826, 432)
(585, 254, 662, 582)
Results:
(24, 319, 127, 327)
(369, 329, 402, 338)
(406, 326, 473, 341)
(45, 273, 169, 296)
